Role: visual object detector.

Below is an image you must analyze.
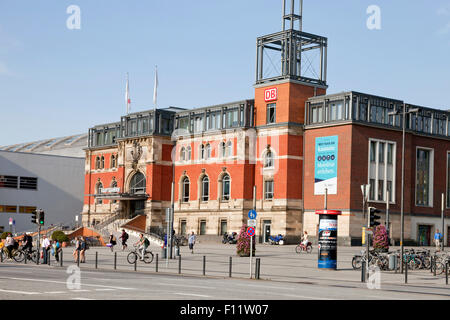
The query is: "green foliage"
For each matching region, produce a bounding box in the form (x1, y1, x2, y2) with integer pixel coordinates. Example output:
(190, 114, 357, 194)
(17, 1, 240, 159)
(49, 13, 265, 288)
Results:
(1, 232, 11, 239)
(51, 230, 69, 243)
(373, 225, 389, 250)
(236, 225, 256, 257)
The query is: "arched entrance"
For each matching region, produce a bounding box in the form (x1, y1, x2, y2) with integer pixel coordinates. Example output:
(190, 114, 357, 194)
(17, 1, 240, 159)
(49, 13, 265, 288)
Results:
(128, 171, 147, 218)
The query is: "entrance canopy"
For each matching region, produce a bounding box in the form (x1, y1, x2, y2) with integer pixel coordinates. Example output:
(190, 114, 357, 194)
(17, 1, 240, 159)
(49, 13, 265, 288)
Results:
(87, 193, 148, 201)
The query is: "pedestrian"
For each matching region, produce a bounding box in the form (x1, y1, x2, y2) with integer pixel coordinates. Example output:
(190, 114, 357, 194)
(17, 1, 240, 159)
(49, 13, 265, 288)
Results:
(188, 231, 196, 254)
(5, 233, 15, 259)
(80, 236, 86, 263)
(73, 236, 81, 262)
(434, 229, 443, 251)
(42, 235, 51, 264)
(119, 229, 129, 250)
(54, 239, 61, 263)
(108, 234, 117, 252)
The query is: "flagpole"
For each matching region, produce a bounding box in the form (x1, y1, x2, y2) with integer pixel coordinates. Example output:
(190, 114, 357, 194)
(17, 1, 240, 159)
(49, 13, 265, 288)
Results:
(126, 72, 130, 115)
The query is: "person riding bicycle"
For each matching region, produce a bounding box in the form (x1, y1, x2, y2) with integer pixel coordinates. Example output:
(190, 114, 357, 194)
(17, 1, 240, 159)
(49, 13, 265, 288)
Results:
(135, 233, 150, 261)
(301, 231, 309, 247)
(22, 233, 33, 253)
(5, 234, 15, 259)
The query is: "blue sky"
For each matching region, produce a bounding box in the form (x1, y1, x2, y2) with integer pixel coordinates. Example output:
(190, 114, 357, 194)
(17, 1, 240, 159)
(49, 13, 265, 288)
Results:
(0, 0, 449, 146)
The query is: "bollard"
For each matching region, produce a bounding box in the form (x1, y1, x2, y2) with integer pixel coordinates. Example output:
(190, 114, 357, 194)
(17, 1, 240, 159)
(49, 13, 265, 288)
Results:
(445, 261, 449, 285)
(178, 255, 181, 274)
(77, 249, 80, 267)
(114, 252, 117, 270)
(431, 256, 434, 274)
(433, 256, 436, 276)
(60, 250, 63, 267)
(134, 256, 137, 272)
(156, 254, 159, 272)
(95, 252, 98, 269)
(229, 257, 232, 278)
(405, 257, 408, 284)
(203, 256, 206, 276)
(24, 251, 27, 264)
(255, 258, 260, 279)
(48, 251, 51, 266)
(361, 261, 366, 283)
(1, 251, 3, 263)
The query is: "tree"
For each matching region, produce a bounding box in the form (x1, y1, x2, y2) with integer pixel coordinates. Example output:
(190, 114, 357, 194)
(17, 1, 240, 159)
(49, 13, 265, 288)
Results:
(236, 224, 256, 257)
(373, 225, 389, 251)
(51, 230, 69, 243)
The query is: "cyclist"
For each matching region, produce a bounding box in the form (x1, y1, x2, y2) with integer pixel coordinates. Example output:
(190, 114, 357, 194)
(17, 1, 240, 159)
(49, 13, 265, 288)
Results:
(301, 231, 309, 248)
(135, 233, 150, 260)
(22, 233, 33, 254)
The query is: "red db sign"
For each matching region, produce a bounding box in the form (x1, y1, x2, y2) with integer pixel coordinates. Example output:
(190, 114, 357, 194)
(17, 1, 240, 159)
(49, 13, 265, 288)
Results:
(264, 88, 277, 102)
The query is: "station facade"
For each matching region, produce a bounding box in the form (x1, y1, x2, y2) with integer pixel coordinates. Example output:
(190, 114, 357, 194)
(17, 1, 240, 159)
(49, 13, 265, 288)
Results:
(81, 2, 449, 245)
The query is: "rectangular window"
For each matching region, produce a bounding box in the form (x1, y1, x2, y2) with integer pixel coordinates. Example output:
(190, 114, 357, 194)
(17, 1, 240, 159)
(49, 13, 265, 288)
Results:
(200, 220, 206, 235)
(378, 142, 385, 164)
(19, 206, 37, 214)
(0, 175, 18, 188)
(220, 220, 227, 235)
(264, 180, 274, 200)
(267, 103, 276, 124)
(19, 177, 37, 190)
(0, 205, 17, 213)
(369, 179, 375, 201)
(416, 148, 431, 206)
(368, 139, 396, 203)
(377, 180, 384, 201)
(179, 117, 189, 131)
(180, 220, 186, 235)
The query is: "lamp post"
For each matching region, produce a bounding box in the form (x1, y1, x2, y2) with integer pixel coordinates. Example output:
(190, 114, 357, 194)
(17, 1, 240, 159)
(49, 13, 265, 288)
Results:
(389, 104, 419, 273)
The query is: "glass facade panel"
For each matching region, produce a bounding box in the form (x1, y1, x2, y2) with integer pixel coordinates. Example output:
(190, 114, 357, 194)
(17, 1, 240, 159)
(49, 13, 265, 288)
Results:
(416, 149, 430, 206)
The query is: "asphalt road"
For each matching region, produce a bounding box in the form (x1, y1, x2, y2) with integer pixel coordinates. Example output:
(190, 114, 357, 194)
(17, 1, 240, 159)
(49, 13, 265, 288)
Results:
(0, 261, 449, 300)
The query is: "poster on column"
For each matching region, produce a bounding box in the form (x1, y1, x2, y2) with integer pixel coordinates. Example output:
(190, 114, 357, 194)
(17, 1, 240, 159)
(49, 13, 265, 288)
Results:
(314, 135, 338, 195)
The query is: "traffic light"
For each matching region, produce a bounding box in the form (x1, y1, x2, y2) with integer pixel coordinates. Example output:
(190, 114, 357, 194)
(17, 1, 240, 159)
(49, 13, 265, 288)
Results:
(368, 207, 381, 227)
(31, 210, 37, 224)
(38, 210, 45, 225)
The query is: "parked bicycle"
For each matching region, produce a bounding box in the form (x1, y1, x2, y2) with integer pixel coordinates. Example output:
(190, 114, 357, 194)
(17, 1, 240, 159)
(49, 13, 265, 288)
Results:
(127, 245, 154, 264)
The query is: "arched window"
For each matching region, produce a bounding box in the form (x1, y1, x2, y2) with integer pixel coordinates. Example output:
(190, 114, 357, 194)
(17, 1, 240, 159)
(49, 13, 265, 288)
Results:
(264, 150, 274, 168)
(182, 177, 190, 202)
(180, 147, 186, 161)
(101, 156, 105, 169)
(226, 141, 232, 157)
(95, 156, 100, 169)
(111, 155, 116, 168)
(220, 142, 226, 158)
(201, 175, 209, 202)
(186, 146, 191, 161)
(205, 144, 211, 160)
(96, 182, 103, 204)
(111, 180, 118, 203)
(221, 173, 231, 201)
(130, 172, 146, 194)
(200, 144, 205, 160)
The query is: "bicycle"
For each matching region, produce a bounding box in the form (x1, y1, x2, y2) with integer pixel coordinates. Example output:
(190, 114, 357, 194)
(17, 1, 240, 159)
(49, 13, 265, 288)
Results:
(295, 241, 312, 254)
(1, 246, 25, 262)
(127, 245, 154, 264)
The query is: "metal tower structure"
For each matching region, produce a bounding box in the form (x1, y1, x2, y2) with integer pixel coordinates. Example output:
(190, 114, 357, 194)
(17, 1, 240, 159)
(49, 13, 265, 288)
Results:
(256, 0, 327, 87)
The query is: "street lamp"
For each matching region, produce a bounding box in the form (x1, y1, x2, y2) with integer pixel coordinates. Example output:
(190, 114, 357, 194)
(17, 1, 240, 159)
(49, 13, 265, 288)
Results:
(388, 103, 419, 273)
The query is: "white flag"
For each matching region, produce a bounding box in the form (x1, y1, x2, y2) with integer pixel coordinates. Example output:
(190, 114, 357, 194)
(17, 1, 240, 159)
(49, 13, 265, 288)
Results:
(153, 66, 158, 107)
(125, 73, 131, 114)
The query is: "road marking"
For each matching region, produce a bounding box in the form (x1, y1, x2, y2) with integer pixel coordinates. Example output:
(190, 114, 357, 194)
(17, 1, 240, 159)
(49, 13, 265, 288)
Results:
(156, 282, 214, 289)
(44, 291, 66, 294)
(173, 292, 211, 298)
(71, 289, 91, 292)
(4, 277, 134, 290)
(72, 297, 95, 300)
(280, 293, 335, 300)
(0, 289, 40, 295)
(95, 288, 115, 291)
(233, 283, 296, 291)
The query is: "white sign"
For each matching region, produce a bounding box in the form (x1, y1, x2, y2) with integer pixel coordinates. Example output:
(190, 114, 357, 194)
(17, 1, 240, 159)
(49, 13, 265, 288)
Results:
(100, 187, 120, 193)
(248, 219, 257, 227)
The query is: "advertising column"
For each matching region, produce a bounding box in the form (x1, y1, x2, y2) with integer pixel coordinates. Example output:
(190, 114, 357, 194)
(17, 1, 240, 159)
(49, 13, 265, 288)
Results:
(316, 210, 341, 269)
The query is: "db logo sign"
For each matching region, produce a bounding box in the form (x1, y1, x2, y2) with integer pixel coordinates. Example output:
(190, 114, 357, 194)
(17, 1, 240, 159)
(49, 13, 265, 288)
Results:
(264, 88, 277, 102)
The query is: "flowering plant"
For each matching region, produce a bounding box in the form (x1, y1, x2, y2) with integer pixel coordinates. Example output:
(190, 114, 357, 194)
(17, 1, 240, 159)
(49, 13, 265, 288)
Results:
(373, 225, 389, 251)
(236, 224, 256, 256)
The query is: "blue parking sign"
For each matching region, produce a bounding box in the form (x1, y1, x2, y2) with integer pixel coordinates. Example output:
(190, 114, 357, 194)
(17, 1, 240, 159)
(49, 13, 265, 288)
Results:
(248, 210, 257, 219)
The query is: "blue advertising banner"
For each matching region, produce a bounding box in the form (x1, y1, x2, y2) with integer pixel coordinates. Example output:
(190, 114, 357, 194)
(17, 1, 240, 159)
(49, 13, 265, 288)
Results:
(314, 135, 338, 195)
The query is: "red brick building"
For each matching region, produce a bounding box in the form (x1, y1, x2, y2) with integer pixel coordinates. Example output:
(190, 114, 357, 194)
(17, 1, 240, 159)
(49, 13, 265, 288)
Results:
(81, 2, 449, 245)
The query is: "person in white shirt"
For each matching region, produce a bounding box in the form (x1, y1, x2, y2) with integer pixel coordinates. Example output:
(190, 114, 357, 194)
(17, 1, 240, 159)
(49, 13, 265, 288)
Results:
(5, 234, 15, 259)
(301, 231, 309, 247)
(42, 235, 51, 264)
